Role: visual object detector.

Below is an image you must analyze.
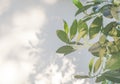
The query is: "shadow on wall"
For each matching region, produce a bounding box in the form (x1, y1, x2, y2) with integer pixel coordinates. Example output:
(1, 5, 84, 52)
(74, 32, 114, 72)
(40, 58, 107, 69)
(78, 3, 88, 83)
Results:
(0, 0, 91, 84)
(32, 0, 92, 84)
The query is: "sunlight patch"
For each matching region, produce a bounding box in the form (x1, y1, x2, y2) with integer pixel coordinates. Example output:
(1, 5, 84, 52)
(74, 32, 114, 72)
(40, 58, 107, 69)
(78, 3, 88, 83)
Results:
(34, 56, 89, 84)
(0, 61, 21, 84)
(0, 7, 46, 84)
(35, 55, 90, 84)
(0, 59, 36, 84)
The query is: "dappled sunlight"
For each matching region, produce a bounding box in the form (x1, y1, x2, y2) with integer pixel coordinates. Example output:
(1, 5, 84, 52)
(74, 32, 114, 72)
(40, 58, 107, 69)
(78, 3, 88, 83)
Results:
(0, 61, 28, 84)
(0, 5, 46, 84)
(0, 60, 36, 84)
(0, 0, 91, 84)
(0, 7, 46, 59)
(35, 55, 90, 84)
(0, 61, 19, 84)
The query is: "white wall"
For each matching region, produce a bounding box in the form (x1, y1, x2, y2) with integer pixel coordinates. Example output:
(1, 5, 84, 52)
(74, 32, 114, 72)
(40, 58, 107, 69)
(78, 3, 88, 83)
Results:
(0, 0, 92, 84)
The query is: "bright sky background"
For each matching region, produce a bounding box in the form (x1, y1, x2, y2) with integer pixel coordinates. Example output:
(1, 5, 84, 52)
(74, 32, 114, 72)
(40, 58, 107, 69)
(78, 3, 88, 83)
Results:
(0, 0, 92, 84)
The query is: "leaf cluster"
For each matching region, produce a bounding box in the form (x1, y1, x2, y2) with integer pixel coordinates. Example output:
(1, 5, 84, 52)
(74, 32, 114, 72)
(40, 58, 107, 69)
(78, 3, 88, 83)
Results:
(56, 0, 120, 83)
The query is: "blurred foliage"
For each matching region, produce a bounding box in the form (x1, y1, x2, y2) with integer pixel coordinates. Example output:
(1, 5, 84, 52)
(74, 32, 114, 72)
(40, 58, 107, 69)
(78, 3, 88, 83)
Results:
(56, 0, 120, 83)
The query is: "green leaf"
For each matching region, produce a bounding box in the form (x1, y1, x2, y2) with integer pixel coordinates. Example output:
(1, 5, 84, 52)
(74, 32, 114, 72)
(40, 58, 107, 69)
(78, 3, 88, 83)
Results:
(83, 16, 94, 22)
(76, 20, 88, 42)
(56, 45, 75, 55)
(99, 4, 112, 13)
(83, 12, 98, 22)
(89, 44, 106, 57)
(96, 75, 106, 83)
(94, 58, 101, 73)
(92, 4, 111, 13)
(101, 80, 108, 84)
(89, 58, 95, 73)
(70, 19, 77, 40)
(107, 41, 120, 54)
(69, 41, 83, 45)
(106, 52, 120, 70)
(103, 71, 120, 83)
(72, 0, 83, 8)
(74, 75, 89, 79)
(116, 29, 120, 37)
(89, 16, 103, 39)
(101, 80, 114, 84)
(102, 22, 117, 36)
(63, 20, 69, 34)
(56, 30, 69, 43)
(75, 4, 94, 16)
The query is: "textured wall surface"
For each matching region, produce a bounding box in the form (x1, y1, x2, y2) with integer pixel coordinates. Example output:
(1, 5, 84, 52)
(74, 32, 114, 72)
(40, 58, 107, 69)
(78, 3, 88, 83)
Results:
(0, 0, 92, 84)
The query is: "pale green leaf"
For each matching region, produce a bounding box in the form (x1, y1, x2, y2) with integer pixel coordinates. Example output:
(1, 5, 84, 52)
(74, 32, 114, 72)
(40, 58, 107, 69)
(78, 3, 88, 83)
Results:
(76, 20, 88, 42)
(63, 20, 69, 34)
(109, 28, 118, 36)
(89, 42, 101, 57)
(99, 35, 107, 44)
(94, 58, 101, 73)
(107, 42, 119, 54)
(99, 47, 106, 57)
